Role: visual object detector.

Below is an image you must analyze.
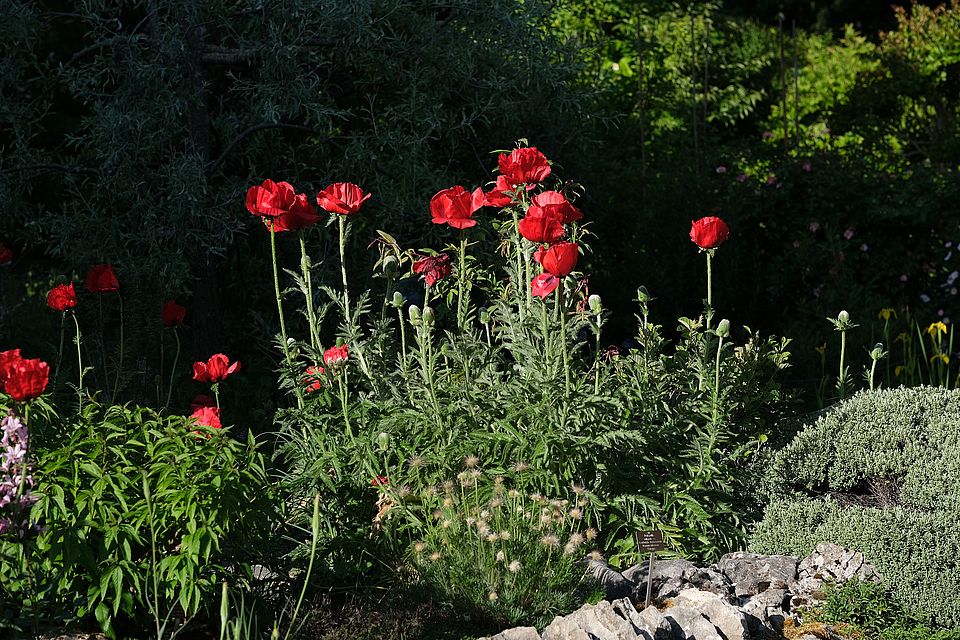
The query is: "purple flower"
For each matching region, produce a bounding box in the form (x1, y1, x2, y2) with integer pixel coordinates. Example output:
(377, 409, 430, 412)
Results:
(802, 161, 812, 172)
(715, 165, 727, 174)
(843, 227, 855, 241)
(809, 221, 820, 233)
(736, 172, 748, 183)
(0, 411, 38, 540)
(762, 131, 773, 140)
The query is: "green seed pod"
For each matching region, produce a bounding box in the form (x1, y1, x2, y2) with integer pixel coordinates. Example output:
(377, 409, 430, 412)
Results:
(408, 305, 422, 326)
(391, 291, 404, 308)
(423, 306, 435, 326)
(382, 255, 398, 278)
(636, 286, 650, 303)
(716, 319, 731, 338)
(588, 294, 603, 314)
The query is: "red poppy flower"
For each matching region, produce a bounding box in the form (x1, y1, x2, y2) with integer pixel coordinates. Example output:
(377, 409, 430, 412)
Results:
(161, 300, 186, 327)
(371, 475, 389, 487)
(0, 349, 22, 387)
(192, 354, 241, 383)
(430, 186, 484, 229)
(483, 175, 516, 208)
(316, 182, 372, 215)
(540, 242, 579, 277)
(86, 264, 119, 293)
(518, 212, 564, 244)
(0, 242, 12, 265)
(690, 216, 730, 250)
(323, 345, 349, 367)
(1, 355, 50, 402)
(191, 406, 222, 430)
(529, 191, 583, 224)
(498, 147, 551, 185)
(412, 253, 453, 286)
(531, 273, 560, 298)
(533, 246, 546, 264)
(190, 394, 216, 413)
(269, 193, 320, 232)
(304, 365, 326, 393)
(47, 283, 77, 312)
(246, 179, 296, 219)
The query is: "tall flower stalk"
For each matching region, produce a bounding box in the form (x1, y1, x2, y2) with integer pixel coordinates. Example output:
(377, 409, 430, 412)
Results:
(299, 234, 319, 352)
(338, 216, 351, 326)
(690, 217, 729, 331)
(269, 221, 292, 365)
(71, 312, 84, 407)
(829, 310, 858, 399)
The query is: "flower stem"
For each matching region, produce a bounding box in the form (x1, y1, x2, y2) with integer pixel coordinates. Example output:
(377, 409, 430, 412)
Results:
(838, 329, 848, 399)
(457, 232, 468, 330)
(71, 311, 83, 408)
(299, 234, 319, 352)
(398, 307, 408, 375)
(339, 369, 352, 437)
(111, 293, 124, 402)
(338, 216, 351, 326)
(705, 251, 713, 330)
(511, 207, 525, 321)
(269, 221, 292, 364)
(164, 329, 180, 411)
(594, 312, 602, 395)
(559, 281, 571, 395)
(54, 313, 65, 385)
(712, 335, 723, 425)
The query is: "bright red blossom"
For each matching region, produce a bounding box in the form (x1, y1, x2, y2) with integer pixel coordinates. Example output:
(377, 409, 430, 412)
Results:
(498, 147, 551, 185)
(531, 273, 560, 299)
(518, 212, 564, 244)
(430, 186, 484, 229)
(0, 242, 12, 265)
(270, 193, 320, 232)
(0, 354, 50, 402)
(412, 253, 453, 286)
(371, 475, 389, 487)
(540, 242, 579, 277)
(323, 345, 349, 367)
(86, 264, 119, 293)
(190, 394, 216, 413)
(482, 175, 516, 208)
(529, 191, 583, 224)
(47, 283, 77, 312)
(192, 354, 241, 383)
(161, 300, 186, 327)
(316, 182, 372, 216)
(304, 365, 326, 393)
(191, 406, 222, 430)
(245, 179, 296, 219)
(690, 216, 730, 250)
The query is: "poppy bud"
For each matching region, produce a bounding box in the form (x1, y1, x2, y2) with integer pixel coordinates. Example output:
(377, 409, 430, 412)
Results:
(636, 286, 650, 303)
(383, 255, 398, 278)
(377, 432, 391, 452)
(588, 295, 602, 314)
(479, 308, 490, 324)
(408, 305, 422, 326)
(716, 319, 730, 338)
(870, 343, 884, 360)
(838, 310, 850, 324)
(423, 306, 435, 326)
(392, 291, 405, 308)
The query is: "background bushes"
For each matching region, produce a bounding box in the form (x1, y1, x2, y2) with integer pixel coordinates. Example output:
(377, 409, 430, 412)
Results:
(750, 387, 960, 626)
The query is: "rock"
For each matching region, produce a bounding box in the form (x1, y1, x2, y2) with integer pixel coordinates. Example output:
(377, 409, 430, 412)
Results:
(587, 558, 638, 601)
(714, 552, 798, 597)
(540, 598, 672, 640)
(672, 589, 750, 640)
(662, 605, 725, 640)
(791, 542, 881, 610)
(624, 558, 733, 602)
(482, 627, 542, 640)
(737, 588, 789, 638)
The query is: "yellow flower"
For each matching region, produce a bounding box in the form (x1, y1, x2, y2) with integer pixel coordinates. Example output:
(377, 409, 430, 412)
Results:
(930, 353, 950, 366)
(878, 308, 897, 321)
(895, 365, 904, 377)
(926, 321, 948, 339)
(814, 344, 827, 356)
(895, 332, 909, 343)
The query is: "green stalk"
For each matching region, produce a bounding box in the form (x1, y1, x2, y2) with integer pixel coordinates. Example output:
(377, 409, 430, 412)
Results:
(71, 311, 83, 408)
(712, 335, 723, 425)
(269, 221, 292, 364)
(164, 329, 180, 411)
(838, 328, 848, 399)
(398, 307, 408, 375)
(53, 313, 65, 384)
(559, 280, 571, 395)
(213, 383, 221, 411)
(594, 312, 602, 395)
(338, 215, 351, 326)
(705, 251, 713, 330)
(338, 369, 352, 437)
(284, 494, 321, 640)
(511, 207, 525, 321)
(299, 234, 319, 352)
(111, 293, 124, 402)
(457, 232, 469, 330)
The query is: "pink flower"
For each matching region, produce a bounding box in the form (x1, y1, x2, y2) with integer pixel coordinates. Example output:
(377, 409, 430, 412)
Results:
(323, 345, 349, 367)
(715, 166, 727, 174)
(531, 273, 559, 298)
(844, 228, 855, 241)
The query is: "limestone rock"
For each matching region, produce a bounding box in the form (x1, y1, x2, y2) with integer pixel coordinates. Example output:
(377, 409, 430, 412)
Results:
(737, 588, 790, 638)
(540, 598, 671, 640)
(623, 559, 733, 602)
(662, 604, 725, 640)
(791, 542, 881, 610)
(672, 589, 750, 640)
(715, 552, 798, 597)
(587, 558, 638, 601)
(483, 627, 542, 640)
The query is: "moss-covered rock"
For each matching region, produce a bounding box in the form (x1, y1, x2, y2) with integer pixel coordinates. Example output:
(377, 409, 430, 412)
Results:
(750, 387, 960, 628)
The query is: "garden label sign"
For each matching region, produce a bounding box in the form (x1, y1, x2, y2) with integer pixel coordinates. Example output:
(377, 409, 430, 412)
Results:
(635, 530, 665, 608)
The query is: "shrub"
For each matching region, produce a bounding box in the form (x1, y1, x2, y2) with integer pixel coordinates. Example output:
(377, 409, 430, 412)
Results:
(0, 401, 278, 638)
(750, 387, 960, 628)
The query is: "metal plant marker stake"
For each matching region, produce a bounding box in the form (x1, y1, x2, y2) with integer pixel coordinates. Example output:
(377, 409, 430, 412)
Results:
(635, 529, 666, 608)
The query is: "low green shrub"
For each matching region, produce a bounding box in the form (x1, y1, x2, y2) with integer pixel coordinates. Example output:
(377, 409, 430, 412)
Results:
(750, 387, 960, 628)
(0, 401, 279, 638)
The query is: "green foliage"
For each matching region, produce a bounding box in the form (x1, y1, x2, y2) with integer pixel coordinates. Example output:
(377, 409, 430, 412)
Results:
(807, 578, 960, 640)
(0, 401, 278, 637)
(750, 387, 960, 628)
(405, 470, 594, 628)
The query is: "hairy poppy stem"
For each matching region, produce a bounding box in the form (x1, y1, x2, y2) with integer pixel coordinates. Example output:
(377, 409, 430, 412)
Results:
(54, 313, 65, 385)
(397, 307, 408, 375)
(559, 282, 571, 395)
(269, 221, 292, 364)
(339, 369, 352, 437)
(164, 328, 180, 411)
(338, 216, 351, 326)
(705, 251, 713, 330)
(71, 311, 83, 408)
(457, 232, 468, 330)
(299, 234, 319, 352)
(713, 335, 723, 425)
(111, 293, 124, 402)
(511, 207, 525, 322)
